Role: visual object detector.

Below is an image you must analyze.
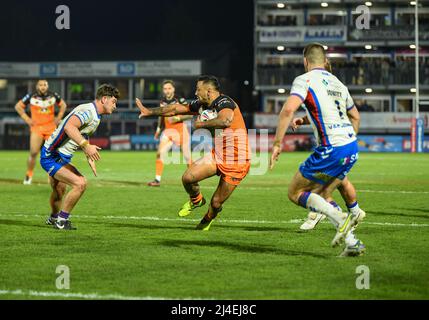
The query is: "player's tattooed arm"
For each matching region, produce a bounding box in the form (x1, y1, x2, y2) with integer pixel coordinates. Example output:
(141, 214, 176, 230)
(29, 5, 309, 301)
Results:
(195, 108, 233, 129)
(347, 106, 361, 135)
(270, 95, 303, 169)
(136, 98, 193, 118)
(170, 115, 194, 123)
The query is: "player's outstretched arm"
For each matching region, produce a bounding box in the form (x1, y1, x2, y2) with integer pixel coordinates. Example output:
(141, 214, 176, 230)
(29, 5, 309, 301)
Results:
(270, 95, 303, 169)
(64, 115, 101, 161)
(170, 115, 194, 124)
(195, 108, 233, 130)
(136, 98, 193, 118)
(347, 106, 361, 135)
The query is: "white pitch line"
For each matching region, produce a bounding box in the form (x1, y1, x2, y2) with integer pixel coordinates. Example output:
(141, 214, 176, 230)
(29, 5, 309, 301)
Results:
(363, 222, 429, 227)
(201, 186, 429, 194)
(0, 289, 207, 300)
(358, 189, 429, 194)
(100, 215, 304, 225)
(3, 178, 428, 195)
(0, 213, 428, 228)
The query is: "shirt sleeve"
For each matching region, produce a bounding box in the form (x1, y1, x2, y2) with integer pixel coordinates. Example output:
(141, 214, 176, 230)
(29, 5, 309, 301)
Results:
(345, 89, 355, 111)
(215, 97, 236, 111)
(73, 108, 93, 126)
(178, 97, 187, 105)
(54, 92, 62, 104)
(21, 93, 31, 105)
(290, 76, 309, 102)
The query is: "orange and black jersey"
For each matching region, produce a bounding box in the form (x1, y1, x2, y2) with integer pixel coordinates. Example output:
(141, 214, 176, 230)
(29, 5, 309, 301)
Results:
(189, 95, 237, 115)
(190, 95, 250, 163)
(160, 96, 188, 131)
(21, 91, 62, 126)
(160, 96, 187, 107)
(189, 95, 248, 132)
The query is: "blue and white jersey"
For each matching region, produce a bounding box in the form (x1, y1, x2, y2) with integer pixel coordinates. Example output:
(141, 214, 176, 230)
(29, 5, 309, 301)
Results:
(290, 68, 356, 148)
(44, 102, 101, 156)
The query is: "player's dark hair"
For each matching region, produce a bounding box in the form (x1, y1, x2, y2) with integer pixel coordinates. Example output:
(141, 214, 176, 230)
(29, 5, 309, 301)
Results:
(96, 83, 120, 100)
(197, 75, 220, 91)
(303, 43, 326, 64)
(162, 80, 175, 88)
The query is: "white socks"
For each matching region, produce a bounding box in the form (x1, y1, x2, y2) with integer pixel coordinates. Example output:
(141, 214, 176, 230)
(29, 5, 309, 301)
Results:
(301, 192, 361, 246)
(305, 193, 344, 226)
(347, 201, 360, 215)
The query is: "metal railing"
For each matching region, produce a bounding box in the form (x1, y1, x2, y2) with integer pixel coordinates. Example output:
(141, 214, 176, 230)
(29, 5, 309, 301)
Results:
(256, 63, 429, 87)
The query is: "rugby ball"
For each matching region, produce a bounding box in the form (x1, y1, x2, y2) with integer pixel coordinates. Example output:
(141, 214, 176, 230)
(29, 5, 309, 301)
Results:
(199, 109, 217, 122)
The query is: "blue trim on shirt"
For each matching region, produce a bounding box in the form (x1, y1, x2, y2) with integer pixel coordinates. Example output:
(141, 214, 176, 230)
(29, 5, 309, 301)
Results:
(290, 93, 305, 102)
(92, 101, 101, 119)
(73, 114, 84, 125)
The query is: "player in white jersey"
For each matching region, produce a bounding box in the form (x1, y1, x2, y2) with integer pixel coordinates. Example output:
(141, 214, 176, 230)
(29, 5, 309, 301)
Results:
(40, 84, 120, 230)
(292, 60, 366, 232)
(291, 114, 366, 232)
(270, 43, 365, 256)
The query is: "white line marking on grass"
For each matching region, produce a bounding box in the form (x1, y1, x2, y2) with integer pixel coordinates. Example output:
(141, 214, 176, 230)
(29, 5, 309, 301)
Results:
(1, 214, 428, 228)
(7, 178, 427, 195)
(93, 215, 429, 228)
(0, 289, 207, 300)
(100, 215, 304, 225)
(358, 189, 429, 194)
(362, 222, 429, 227)
(202, 186, 429, 194)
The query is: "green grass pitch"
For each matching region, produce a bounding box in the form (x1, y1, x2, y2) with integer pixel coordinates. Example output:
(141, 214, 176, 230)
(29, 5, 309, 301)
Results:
(0, 150, 428, 299)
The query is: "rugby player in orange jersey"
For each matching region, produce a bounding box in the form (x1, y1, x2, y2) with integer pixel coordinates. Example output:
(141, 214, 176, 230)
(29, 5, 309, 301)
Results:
(147, 80, 193, 187)
(15, 79, 67, 185)
(137, 75, 251, 230)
